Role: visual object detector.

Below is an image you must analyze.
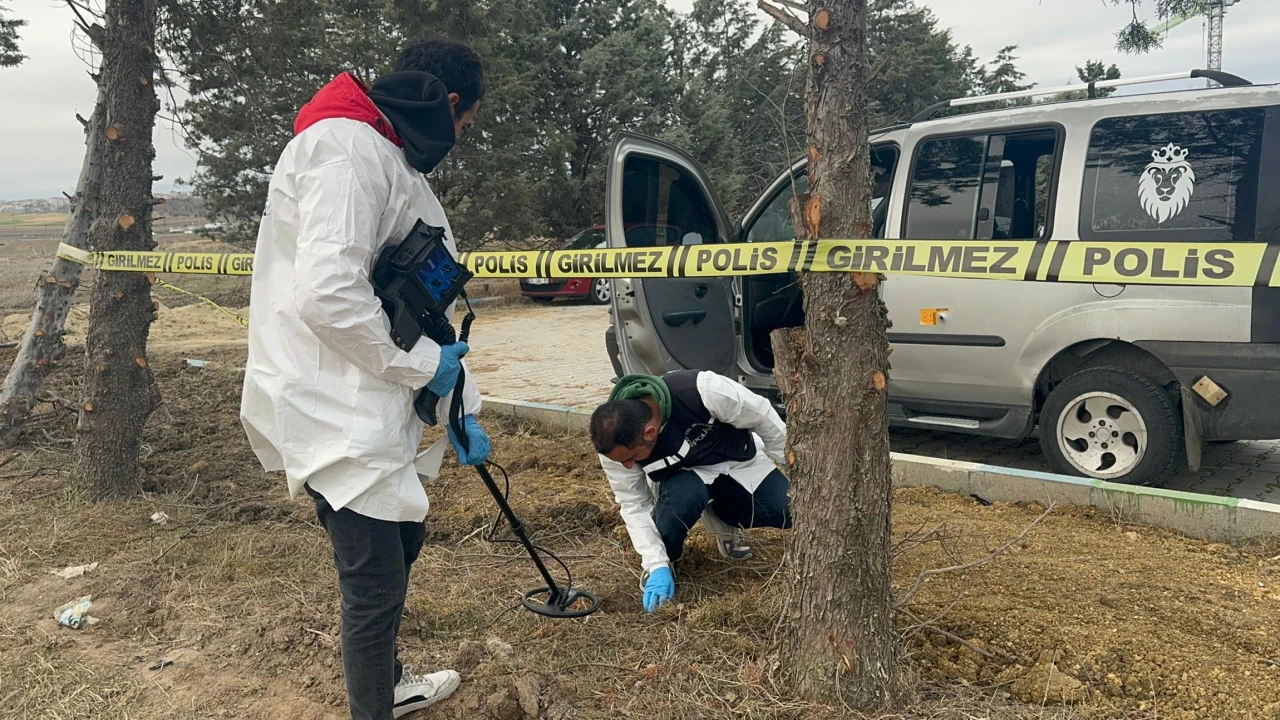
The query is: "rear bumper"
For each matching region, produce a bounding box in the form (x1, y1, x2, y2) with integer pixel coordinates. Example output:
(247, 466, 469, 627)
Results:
(520, 278, 592, 298)
(1136, 341, 1280, 441)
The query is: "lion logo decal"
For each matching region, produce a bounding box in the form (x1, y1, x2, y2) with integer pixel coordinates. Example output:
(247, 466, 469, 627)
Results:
(1138, 143, 1195, 224)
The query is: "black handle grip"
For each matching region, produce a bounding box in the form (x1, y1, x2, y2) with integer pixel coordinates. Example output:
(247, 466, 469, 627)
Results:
(414, 301, 476, 427)
(415, 388, 441, 425)
(663, 309, 706, 327)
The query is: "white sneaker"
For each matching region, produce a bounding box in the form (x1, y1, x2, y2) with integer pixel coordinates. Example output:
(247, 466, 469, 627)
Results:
(701, 508, 752, 560)
(392, 666, 461, 718)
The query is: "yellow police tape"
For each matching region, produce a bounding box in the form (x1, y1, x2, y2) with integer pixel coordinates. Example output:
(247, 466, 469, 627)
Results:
(57, 243, 256, 276)
(152, 277, 249, 328)
(56, 239, 1280, 287)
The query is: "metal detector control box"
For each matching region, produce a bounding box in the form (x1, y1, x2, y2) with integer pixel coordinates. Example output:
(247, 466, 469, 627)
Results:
(373, 220, 473, 352)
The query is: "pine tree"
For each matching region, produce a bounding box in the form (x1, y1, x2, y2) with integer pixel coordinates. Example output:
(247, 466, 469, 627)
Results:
(758, 0, 901, 708)
(74, 0, 164, 499)
(0, 3, 23, 67)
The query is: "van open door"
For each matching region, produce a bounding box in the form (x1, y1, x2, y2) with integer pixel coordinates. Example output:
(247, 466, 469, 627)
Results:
(605, 133, 738, 378)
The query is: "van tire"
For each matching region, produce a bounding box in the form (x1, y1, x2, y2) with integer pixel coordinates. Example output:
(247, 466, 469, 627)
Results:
(1039, 367, 1182, 486)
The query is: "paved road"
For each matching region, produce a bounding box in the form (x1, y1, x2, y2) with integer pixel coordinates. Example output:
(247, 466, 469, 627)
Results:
(468, 301, 1280, 504)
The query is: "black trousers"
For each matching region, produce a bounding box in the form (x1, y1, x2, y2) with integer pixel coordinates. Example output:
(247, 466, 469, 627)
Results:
(307, 484, 426, 720)
(653, 468, 792, 563)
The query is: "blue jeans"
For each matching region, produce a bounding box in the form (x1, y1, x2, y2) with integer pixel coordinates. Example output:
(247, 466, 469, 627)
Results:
(654, 468, 792, 562)
(307, 484, 425, 720)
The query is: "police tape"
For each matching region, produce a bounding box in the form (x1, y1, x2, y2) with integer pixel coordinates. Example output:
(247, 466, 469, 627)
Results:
(57, 243, 256, 276)
(57, 239, 1280, 287)
(152, 277, 249, 327)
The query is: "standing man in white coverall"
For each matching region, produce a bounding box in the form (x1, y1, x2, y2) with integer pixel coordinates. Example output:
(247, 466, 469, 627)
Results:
(240, 37, 490, 719)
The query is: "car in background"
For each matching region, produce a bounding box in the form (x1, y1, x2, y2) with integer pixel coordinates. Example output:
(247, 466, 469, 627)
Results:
(521, 223, 688, 305)
(520, 226, 613, 305)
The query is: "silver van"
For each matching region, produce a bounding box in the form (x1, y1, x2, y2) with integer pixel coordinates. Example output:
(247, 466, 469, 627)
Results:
(602, 69, 1280, 485)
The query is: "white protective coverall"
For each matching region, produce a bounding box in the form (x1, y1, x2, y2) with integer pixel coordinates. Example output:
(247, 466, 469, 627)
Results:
(240, 73, 481, 523)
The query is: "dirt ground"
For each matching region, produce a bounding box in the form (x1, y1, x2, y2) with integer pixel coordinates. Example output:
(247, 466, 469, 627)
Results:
(3, 313, 1280, 718)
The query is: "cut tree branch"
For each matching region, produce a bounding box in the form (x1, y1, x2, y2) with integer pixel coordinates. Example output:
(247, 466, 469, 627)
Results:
(895, 504, 1055, 610)
(773, 0, 809, 11)
(65, 1, 105, 49)
(757, 0, 809, 36)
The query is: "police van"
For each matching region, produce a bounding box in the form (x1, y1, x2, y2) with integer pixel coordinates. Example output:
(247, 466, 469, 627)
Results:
(602, 69, 1280, 486)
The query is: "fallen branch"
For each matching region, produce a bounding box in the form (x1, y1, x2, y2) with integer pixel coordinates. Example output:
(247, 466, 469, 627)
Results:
(895, 504, 1055, 610)
(897, 606, 997, 660)
(0, 467, 54, 481)
(892, 521, 949, 558)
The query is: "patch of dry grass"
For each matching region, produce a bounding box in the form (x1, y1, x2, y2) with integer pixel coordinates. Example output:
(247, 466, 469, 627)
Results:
(1, 346, 1278, 719)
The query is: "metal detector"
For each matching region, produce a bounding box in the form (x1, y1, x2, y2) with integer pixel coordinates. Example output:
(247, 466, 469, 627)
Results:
(373, 221, 600, 619)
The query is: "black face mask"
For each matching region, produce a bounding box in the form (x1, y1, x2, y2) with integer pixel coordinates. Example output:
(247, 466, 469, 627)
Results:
(367, 71, 457, 175)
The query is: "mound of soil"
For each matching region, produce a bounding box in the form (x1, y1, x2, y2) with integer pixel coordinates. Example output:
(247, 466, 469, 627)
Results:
(2, 343, 1280, 719)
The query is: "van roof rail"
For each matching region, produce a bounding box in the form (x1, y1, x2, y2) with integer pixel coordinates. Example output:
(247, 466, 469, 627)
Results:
(908, 69, 1253, 123)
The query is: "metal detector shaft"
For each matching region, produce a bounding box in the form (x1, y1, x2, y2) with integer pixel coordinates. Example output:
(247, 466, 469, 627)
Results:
(437, 306, 598, 618)
(447, 363, 566, 604)
(471, 462, 568, 603)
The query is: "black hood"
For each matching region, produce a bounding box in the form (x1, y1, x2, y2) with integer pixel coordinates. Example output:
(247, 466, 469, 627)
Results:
(367, 71, 456, 175)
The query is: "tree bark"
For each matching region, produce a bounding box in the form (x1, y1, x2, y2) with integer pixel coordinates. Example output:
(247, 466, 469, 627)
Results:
(74, 0, 162, 500)
(771, 0, 900, 709)
(0, 103, 107, 448)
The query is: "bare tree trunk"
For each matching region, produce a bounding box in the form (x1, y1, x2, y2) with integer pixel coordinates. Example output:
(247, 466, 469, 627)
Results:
(769, 0, 900, 709)
(74, 0, 162, 499)
(0, 103, 106, 448)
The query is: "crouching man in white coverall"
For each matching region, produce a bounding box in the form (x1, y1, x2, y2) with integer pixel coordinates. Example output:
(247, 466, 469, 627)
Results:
(240, 36, 490, 720)
(590, 371, 793, 613)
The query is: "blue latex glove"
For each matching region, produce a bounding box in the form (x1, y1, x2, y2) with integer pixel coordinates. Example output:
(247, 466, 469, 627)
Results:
(426, 342, 469, 396)
(643, 566, 675, 613)
(447, 414, 490, 466)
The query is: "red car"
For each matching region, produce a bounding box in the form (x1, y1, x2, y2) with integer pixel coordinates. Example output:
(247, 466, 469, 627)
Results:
(519, 226, 612, 305)
(521, 223, 688, 305)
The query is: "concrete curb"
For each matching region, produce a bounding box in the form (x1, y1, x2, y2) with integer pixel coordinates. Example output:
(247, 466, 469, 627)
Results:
(481, 395, 1280, 543)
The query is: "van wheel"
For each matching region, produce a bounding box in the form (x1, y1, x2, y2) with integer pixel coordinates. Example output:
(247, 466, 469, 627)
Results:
(1039, 367, 1182, 486)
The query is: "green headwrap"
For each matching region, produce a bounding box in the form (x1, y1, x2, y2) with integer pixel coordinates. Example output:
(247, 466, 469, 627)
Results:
(608, 374, 672, 423)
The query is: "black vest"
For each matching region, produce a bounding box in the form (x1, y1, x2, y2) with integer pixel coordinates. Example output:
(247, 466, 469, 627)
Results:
(640, 370, 757, 482)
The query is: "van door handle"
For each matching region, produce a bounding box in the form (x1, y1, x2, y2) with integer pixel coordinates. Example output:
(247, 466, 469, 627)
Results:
(663, 310, 707, 327)
(694, 284, 709, 299)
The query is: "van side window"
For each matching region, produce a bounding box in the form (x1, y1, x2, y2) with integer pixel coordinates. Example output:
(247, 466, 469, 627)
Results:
(621, 155, 718, 247)
(1080, 108, 1267, 242)
(986, 130, 1058, 240)
(746, 174, 809, 243)
(905, 129, 1059, 241)
(904, 136, 986, 240)
(745, 145, 898, 242)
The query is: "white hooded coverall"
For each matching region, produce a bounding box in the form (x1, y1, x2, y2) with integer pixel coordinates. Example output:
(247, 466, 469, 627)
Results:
(240, 95, 481, 524)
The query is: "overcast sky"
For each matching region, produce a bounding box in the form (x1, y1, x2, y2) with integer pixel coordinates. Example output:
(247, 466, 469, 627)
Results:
(1, 0, 1275, 200)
